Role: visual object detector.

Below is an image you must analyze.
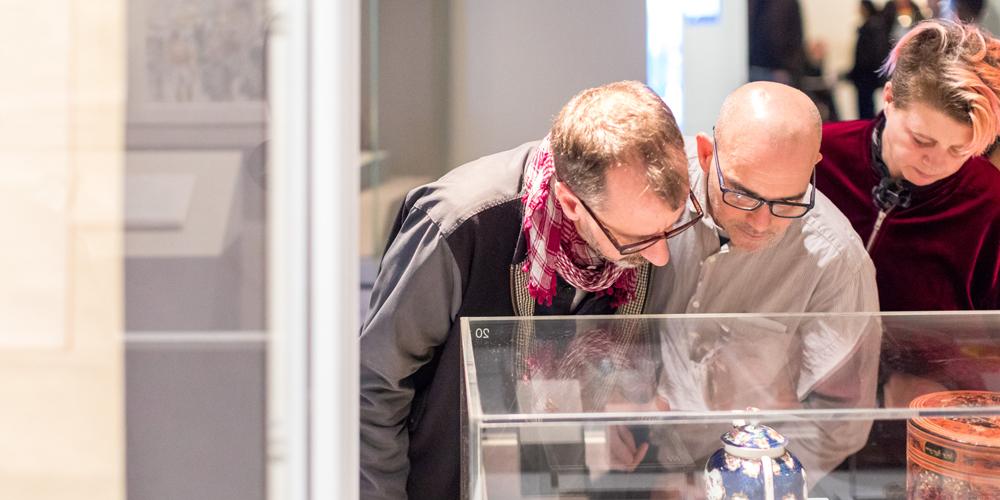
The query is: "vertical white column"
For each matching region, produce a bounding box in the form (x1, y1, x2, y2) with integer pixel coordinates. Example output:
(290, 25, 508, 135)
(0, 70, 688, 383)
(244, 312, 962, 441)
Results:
(681, 0, 748, 135)
(646, 0, 686, 128)
(267, 0, 310, 497)
(268, 0, 359, 498)
(311, 0, 360, 498)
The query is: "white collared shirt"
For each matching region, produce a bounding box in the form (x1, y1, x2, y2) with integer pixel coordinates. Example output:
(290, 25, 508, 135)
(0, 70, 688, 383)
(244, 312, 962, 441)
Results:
(645, 141, 881, 479)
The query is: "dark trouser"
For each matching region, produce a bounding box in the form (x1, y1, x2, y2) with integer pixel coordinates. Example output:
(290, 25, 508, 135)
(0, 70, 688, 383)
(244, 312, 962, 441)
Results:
(855, 82, 880, 119)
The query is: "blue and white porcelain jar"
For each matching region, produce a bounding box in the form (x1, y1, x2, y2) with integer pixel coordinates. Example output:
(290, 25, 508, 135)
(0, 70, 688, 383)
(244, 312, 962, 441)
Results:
(704, 419, 807, 500)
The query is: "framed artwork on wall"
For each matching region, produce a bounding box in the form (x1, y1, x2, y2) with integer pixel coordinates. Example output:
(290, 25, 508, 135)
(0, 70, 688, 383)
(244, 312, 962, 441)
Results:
(127, 0, 268, 126)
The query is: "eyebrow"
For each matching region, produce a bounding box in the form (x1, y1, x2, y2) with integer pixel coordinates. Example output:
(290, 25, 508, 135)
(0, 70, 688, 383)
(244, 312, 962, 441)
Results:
(910, 127, 968, 152)
(911, 130, 935, 144)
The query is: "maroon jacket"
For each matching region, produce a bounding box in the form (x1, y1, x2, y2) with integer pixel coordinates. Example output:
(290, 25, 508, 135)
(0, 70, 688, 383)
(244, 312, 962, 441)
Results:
(817, 119, 1000, 389)
(817, 118, 1000, 311)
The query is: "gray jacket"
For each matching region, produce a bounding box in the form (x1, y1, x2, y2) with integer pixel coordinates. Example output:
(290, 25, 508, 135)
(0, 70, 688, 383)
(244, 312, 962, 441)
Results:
(359, 142, 660, 499)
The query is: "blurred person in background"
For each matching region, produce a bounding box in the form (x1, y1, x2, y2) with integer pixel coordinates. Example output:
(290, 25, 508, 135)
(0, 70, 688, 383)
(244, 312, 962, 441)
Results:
(750, 0, 843, 121)
(847, 1, 893, 119)
(749, 0, 807, 86)
(953, 0, 987, 23)
(884, 0, 928, 43)
(929, 0, 995, 25)
(802, 40, 842, 122)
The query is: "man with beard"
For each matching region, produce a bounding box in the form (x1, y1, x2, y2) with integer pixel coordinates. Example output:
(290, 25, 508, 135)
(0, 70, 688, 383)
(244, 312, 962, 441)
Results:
(360, 81, 700, 500)
(647, 81, 882, 484)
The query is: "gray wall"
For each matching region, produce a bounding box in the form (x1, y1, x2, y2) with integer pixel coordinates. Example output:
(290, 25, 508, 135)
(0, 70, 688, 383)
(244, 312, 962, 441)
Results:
(360, 0, 648, 256)
(370, 0, 750, 174)
(365, 0, 648, 179)
(362, 0, 449, 181)
(447, 0, 647, 167)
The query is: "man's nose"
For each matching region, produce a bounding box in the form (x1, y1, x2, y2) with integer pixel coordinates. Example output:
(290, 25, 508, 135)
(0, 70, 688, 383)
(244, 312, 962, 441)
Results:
(640, 239, 670, 267)
(746, 204, 773, 229)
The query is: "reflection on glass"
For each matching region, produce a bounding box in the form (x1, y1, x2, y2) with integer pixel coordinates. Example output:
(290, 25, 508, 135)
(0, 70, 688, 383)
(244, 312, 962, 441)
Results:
(123, 1, 270, 499)
(463, 313, 1000, 499)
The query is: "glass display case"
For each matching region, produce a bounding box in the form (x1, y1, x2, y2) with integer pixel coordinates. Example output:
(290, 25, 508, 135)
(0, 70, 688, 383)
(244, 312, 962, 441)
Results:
(461, 312, 1000, 499)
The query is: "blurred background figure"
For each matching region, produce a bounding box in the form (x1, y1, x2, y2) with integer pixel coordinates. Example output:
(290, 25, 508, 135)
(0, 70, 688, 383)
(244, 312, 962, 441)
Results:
(926, 0, 946, 17)
(802, 40, 841, 122)
(750, 0, 844, 121)
(930, 0, 998, 31)
(884, 0, 928, 42)
(846, 1, 892, 118)
(748, 0, 806, 86)
(953, 0, 987, 22)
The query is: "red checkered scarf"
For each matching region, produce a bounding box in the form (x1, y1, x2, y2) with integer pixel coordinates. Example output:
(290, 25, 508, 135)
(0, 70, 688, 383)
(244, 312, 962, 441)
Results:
(520, 137, 637, 307)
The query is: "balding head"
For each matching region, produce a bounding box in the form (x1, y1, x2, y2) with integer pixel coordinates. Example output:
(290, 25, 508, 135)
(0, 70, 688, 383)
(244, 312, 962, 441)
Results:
(715, 82, 821, 179)
(695, 82, 823, 252)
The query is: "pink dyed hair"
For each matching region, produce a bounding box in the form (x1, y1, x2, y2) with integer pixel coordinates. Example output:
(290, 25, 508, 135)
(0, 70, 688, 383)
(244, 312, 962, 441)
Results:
(881, 19, 1000, 156)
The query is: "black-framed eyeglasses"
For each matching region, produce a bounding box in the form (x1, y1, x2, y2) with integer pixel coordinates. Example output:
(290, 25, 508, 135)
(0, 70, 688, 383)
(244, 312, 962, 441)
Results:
(712, 128, 816, 219)
(578, 190, 703, 256)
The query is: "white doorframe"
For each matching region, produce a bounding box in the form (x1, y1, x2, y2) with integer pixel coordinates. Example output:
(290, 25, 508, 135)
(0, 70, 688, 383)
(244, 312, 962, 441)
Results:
(268, 0, 360, 498)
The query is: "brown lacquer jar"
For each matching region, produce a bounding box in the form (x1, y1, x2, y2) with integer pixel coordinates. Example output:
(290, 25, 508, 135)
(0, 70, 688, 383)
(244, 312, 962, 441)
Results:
(907, 391, 1000, 499)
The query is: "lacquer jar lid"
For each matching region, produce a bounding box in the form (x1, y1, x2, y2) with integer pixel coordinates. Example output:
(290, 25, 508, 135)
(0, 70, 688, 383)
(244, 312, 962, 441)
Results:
(909, 391, 1000, 448)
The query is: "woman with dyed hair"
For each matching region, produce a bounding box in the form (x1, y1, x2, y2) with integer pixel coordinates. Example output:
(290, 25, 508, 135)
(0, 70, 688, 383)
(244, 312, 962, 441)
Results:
(818, 18, 1000, 313)
(816, 19, 1000, 408)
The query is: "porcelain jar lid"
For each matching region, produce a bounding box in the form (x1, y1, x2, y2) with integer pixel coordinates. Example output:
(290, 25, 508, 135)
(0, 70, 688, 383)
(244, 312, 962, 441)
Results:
(721, 417, 788, 459)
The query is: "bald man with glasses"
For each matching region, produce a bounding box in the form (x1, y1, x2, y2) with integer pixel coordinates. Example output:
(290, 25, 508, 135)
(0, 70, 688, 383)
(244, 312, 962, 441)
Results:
(645, 82, 882, 484)
(651, 81, 878, 317)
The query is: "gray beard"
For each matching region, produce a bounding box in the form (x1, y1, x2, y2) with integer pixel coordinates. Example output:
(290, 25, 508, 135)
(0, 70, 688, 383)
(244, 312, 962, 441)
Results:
(580, 223, 645, 269)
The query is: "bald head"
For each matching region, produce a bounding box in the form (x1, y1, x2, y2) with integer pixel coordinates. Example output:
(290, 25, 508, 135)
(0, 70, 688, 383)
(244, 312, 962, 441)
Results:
(715, 82, 822, 176)
(695, 81, 823, 251)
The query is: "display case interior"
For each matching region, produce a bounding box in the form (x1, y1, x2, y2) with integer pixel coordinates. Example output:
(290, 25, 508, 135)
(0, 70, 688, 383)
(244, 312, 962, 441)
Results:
(461, 312, 1000, 499)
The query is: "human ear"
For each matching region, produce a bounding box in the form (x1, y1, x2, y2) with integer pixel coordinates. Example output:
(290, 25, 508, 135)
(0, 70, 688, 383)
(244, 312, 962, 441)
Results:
(553, 181, 584, 221)
(695, 133, 714, 175)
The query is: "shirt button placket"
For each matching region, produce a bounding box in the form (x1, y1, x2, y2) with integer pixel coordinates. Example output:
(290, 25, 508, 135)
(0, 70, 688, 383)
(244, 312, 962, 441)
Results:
(691, 253, 719, 312)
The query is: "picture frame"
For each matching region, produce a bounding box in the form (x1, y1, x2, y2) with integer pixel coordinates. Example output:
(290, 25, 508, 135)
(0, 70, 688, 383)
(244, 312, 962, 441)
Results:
(127, 0, 268, 125)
